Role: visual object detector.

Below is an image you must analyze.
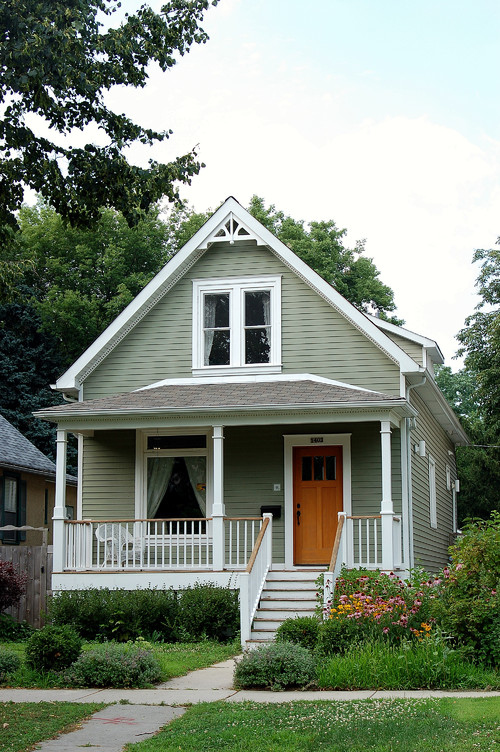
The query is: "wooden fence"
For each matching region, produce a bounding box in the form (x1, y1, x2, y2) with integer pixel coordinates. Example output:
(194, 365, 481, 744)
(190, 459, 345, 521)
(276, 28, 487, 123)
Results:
(0, 526, 53, 628)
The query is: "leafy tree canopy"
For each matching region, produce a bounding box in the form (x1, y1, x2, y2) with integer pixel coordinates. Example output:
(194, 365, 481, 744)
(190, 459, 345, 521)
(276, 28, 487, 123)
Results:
(0, 0, 218, 239)
(247, 196, 402, 322)
(436, 239, 500, 522)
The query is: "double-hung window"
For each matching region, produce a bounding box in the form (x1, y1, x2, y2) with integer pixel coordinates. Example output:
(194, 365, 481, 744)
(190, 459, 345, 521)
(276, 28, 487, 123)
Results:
(193, 276, 281, 374)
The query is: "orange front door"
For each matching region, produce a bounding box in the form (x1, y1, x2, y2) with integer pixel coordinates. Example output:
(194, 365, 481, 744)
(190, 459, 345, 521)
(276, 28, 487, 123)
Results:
(293, 445, 343, 565)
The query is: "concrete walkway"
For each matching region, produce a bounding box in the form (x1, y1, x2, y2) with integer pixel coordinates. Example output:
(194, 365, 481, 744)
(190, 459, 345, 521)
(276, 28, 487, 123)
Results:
(3, 659, 500, 751)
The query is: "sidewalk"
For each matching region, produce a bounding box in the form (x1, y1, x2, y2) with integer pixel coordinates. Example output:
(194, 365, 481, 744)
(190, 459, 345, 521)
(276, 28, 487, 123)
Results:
(3, 659, 500, 751)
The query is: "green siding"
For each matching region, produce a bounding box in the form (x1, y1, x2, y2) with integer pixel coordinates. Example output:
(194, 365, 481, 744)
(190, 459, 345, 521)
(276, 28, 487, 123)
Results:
(384, 332, 423, 366)
(410, 391, 456, 573)
(82, 430, 136, 519)
(83, 241, 401, 398)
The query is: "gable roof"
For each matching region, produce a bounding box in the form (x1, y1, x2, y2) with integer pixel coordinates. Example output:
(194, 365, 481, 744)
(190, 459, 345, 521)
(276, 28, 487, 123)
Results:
(0, 414, 77, 482)
(55, 197, 422, 395)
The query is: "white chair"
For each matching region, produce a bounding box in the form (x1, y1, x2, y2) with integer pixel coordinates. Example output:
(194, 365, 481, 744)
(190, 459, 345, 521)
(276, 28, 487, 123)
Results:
(95, 523, 143, 567)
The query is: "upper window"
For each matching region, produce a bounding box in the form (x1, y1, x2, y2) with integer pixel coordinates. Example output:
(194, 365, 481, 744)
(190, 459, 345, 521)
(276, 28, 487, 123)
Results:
(193, 276, 281, 374)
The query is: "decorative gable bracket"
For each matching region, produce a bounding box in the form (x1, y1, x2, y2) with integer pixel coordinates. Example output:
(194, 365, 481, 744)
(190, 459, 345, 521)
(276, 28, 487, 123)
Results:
(198, 212, 262, 249)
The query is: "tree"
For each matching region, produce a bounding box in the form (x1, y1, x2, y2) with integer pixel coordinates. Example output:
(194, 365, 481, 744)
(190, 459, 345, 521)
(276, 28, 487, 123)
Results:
(0, 0, 218, 239)
(8, 200, 176, 365)
(436, 239, 500, 522)
(247, 196, 402, 321)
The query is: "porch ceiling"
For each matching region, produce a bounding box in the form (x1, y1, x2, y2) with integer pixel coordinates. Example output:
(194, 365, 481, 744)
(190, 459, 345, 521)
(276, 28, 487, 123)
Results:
(35, 379, 414, 428)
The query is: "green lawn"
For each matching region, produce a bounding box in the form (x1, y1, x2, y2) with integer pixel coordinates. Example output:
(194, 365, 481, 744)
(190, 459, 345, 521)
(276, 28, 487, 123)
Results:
(124, 697, 500, 752)
(0, 640, 240, 688)
(0, 702, 106, 752)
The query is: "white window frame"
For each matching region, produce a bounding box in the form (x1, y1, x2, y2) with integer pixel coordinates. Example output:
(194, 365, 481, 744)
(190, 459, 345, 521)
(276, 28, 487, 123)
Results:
(192, 275, 282, 376)
(428, 455, 437, 529)
(135, 429, 212, 519)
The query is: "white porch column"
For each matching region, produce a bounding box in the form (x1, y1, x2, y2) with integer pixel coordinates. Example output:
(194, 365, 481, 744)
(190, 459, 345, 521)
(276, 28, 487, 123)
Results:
(380, 420, 395, 572)
(212, 425, 225, 571)
(52, 429, 67, 572)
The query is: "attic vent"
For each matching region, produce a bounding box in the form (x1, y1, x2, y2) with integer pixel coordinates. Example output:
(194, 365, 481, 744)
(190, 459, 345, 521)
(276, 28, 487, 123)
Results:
(200, 212, 260, 248)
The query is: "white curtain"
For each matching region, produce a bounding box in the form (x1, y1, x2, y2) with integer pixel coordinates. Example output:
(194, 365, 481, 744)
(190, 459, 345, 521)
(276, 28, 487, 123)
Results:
(204, 295, 216, 366)
(184, 456, 207, 515)
(147, 457, 175, 518)
(262, 290, 271, 348)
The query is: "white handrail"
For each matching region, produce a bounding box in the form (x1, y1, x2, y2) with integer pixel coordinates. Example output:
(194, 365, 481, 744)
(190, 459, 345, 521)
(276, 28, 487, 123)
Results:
(239, 513, 272, 646)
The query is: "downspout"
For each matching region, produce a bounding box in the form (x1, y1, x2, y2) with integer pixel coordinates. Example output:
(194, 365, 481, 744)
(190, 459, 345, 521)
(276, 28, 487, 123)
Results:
(405, 375, 427, 571)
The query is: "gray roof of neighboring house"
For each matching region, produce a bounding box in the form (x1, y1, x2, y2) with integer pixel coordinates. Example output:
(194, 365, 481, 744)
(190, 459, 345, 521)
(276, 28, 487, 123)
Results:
(0, 414, 77, 483)
(36, 379, 406, 418)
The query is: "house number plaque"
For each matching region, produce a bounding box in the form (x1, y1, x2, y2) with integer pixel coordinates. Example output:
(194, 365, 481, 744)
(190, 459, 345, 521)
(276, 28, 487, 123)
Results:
(310, 437, 324, 444)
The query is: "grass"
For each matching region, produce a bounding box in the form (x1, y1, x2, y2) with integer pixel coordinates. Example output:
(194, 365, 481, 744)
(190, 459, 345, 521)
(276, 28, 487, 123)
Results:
(0, 701, 106, 752)
(0, 639, 240, 688)
(316, 640, 500, 690)
(124, 698, 500, 752)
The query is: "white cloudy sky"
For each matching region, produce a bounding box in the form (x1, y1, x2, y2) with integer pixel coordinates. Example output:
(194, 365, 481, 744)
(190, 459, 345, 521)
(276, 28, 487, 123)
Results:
(77, 1, 500, 366)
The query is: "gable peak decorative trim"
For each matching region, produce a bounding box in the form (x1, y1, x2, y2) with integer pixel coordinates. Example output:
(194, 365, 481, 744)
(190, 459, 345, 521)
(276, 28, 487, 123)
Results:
(199, 212, 262, 249)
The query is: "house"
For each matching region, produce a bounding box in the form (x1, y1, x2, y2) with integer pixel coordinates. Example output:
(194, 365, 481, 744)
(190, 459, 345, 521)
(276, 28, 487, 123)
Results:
(0, 414, 77, 545)
(35, 197, 467, 644)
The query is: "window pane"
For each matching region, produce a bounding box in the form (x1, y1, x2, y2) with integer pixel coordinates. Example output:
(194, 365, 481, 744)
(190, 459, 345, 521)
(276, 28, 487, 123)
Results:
(245, 328, 270, 364)
(325, 455, 336, 480)
(245, 290, 270, 326)
(4, 478, 17, 513)
(204, 293, 229, 328)
(314, 456, 324, 481)
(205, 330, 230, 366)
(302, 457, 312, 481)
(147, 435, 207, 450)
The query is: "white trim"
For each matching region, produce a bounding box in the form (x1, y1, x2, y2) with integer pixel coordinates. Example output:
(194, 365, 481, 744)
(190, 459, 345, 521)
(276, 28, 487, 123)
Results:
(283, 433, 352, 569)
(134, 428, 212, 519)
(428, 455, 437, 529)
(192, 275, 281, 372)
(366, 314, 444, 365)
(77, 434, 83, 520)
(55, 197, 421, 392)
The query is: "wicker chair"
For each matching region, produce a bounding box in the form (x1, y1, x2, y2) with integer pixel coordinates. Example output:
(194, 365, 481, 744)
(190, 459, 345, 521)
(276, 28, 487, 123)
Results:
(95, 523, 143, 567)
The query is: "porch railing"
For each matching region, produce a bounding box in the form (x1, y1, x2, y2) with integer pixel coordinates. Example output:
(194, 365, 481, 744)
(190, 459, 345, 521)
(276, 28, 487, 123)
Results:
(239, 513, 273, 645)
(323, 512, 402, 614)
(63, 517, 263, 572)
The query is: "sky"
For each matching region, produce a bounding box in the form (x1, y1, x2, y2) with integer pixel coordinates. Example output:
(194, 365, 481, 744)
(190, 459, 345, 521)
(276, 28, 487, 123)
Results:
(51, 1, 500, 367)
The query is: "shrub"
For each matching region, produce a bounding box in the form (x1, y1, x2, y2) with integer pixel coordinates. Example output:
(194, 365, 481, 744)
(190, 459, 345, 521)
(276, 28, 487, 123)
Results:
(0, 613, 33, 641)
(275, 616, 320, 651)
(0, 560, 27, 613)
(177, 582, 239, 642)
(234, 641, 316, 690)
(48, 588, 179, 642)
(316, 615, 363, 656)
(65, 643, 162, 688)
(25, 625, 82, 672)
(0, 648, 21, 682)
(432, 512, 500, 667)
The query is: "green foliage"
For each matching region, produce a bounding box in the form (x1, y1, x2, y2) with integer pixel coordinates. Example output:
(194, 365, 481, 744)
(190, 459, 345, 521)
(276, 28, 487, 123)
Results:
(432, 512, 500, 667)
(177, 582, 240, 642)
(65, 643, 162, 688)
(247, 195, 402, 321)
(0, 0, 219, 239)
(0, 560, 27, 613)
(233, 641, 316, 690)
(324, 568, 439, 647)
(0, 614, 33, 642)
(0, 647, 21, 681)
(48, 588, 179, 642)
(316, 638, 500, 690)
(275, 616, 320, 651)
(315, 615, 363, 656)
(25, 624, 82, 672)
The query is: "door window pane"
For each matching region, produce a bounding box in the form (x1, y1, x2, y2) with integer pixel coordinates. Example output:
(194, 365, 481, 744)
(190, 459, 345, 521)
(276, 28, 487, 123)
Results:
(301, 456, 312, 481)
(325, 455, 337, 480)
(313, 456, 324, 481)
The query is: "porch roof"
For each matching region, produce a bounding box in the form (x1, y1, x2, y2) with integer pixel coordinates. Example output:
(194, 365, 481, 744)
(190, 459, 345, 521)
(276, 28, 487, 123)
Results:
(36, 378, 411, 422)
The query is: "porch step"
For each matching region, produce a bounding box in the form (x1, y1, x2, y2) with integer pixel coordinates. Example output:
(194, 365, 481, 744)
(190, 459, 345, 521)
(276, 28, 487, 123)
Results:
(246, 568, 325, 647)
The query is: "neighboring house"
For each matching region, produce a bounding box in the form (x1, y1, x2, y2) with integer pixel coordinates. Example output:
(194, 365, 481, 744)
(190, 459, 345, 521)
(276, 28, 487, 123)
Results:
(0, 414, 77, 545)
(35, 197, 467, 644)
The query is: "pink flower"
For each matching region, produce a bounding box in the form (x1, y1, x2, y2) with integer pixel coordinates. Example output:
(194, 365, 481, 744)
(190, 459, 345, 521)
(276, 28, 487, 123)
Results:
(383, 627, 390, 634)
(456, 563, 464, 570)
